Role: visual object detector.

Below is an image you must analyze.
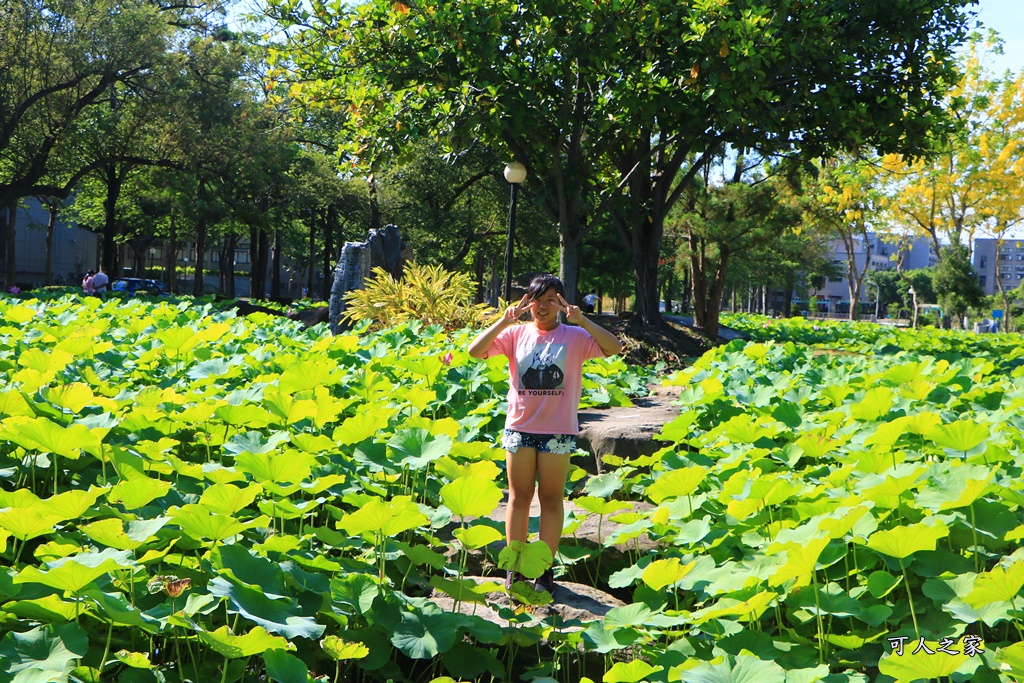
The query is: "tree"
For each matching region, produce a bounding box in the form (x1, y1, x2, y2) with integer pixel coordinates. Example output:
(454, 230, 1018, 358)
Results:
(881, 35, 1024, 258)
(267, 0, 975, 334)
(933, 243, 984, 327)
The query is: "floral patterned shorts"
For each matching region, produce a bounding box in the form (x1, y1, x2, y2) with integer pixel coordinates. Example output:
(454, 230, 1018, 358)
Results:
(502, 429, 577, 454)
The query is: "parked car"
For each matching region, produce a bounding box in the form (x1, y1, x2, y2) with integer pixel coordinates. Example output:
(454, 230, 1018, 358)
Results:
(110, 278, 169, 296)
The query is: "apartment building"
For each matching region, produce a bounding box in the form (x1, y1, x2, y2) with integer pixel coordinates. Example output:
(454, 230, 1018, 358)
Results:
(973, 238, 1024, 297)
(815, 233, 937, 303)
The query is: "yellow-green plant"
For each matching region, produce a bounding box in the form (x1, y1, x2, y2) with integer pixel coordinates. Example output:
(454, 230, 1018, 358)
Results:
(342, 263, 497, 331)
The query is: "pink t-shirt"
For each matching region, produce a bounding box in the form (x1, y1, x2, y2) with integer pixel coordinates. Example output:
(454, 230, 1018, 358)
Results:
(484, 323, 605, 435)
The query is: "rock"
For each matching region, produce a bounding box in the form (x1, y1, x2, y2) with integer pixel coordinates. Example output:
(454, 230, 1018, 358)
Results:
(427, 576, 626, 628)
(576, 385, 683, 474)
(328, 224, 407, 334)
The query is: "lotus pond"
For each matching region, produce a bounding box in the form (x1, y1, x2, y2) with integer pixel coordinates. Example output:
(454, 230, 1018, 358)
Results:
(0, 299, 1023, 683)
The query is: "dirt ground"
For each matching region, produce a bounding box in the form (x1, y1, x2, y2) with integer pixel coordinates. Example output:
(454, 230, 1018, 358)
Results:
(588, 313, 713, 371)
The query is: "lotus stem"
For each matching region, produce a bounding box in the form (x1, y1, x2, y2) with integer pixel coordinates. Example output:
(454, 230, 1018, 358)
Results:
(970, 503, 980, 574)
(899, 558, 919, 637)
(99, 621, 113, 675)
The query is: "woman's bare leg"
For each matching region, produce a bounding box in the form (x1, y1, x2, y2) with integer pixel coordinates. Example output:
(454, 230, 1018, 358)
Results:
(536, 451, 571, 559)
(506, 447, 538, 545)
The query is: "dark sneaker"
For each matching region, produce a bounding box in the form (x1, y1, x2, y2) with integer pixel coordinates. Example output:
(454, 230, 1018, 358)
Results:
(534, 569, 555, 594)
(505, 571, 525, 590)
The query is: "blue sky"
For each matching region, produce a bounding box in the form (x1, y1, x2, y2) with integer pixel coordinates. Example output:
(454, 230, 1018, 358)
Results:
(973, 0, 1024, 74)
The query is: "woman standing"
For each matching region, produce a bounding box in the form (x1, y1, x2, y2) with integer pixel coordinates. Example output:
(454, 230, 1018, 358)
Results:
(468, 275, 622, 593)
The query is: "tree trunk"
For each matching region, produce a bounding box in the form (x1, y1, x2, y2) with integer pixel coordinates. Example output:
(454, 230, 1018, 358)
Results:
(249, 225, 261, 299)
(256, 227, 270, 300)
(271, 229, 282, 299)
(558, 231, 581, 310)
(322, 206, 335, 301)
(307, 212, 317, 298)
(2, 202, 15, 288)
(220, 233, 238, 297)
(166, 206, 177, 294)
(690, 238, 730, 338)
(102, 170, 123, 276)
(192, 218, 206, 297)
(628, 213, 664, 330)
(368, 175, 380, 231)
(45, 203, 57, 286)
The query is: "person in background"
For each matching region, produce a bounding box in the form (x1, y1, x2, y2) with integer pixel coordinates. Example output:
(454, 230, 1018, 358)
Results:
(82, 270, 95, 294)
(90, 267, 109, 297)
(582, 291, 598, 314)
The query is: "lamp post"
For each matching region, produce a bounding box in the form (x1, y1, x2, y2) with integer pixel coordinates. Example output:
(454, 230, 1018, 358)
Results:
(908, 285, 918, 329)
(867, 280, 880, 321)
(502, 162, 527, 302)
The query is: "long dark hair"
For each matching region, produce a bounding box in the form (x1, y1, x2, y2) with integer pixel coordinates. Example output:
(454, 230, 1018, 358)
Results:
(525, 274, 564, 302)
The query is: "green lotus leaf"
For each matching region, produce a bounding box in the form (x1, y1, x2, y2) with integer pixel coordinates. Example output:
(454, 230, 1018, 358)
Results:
(4, 595, 81, 623)
(877, 641, 980, 682)
(641, 558, 695, 592)
(190, 623, 294, 659)
(929, 420, 989, 453)
(214, 404, 273, 429)
(581, 622, 642, 654)
(235, 449, 313, 485)
(41, 383, 97, 415)
(964, 560, 1024, 608)
(390, 610, 459, 659)
(210, 545, 289, 597)
(866, 570, 902, 599)
(17, 347, 73, 374)
(574, 496, 633, 516)
(995, 641, 1024, 679)
(0, 389, 34, 418)
(83, 589, 163, 632)
(113, 651, 152, 669)
(264, 648, 309, 683)
(262, 388, 318, 426)
(278, 359, 342, 394)
(789, 582, 862, 618)
(646, 466, 708, 504)
(689, 591, 776, 625)
(824, 632, 886, 650)
(156, 327, 201, 353)
(849, 387, 894, 421)
(340, 496, 428, 538)
(394, 541, 447, 569)
(429, 576, 502, 603)
(0, 623, 89, 683)
(855, 463, 927, 509)
(5, 304, 37, 325)
(680, 653, 787, 683)
(658, 411, 698, 442)
(290, 432, 336, 454)
(200, 483, 263, 515)
(434, 457, 501, 482)
(107, 477, 172, 510)
(0, 508, 61, 542)
(333, 410, 391, 446)
(5, 417, 102, 459)
(15, 548, 134, 594)
(916, 463, 994, 511)
(441, 476, 502, 519)
(208, 576, 325, 640)
(604, 603, 654, 629)
(222, 430, 291, 457)
(603, 660, 663, 683)
(320, 635, 370, 661)
(497, 540, 552, 580)
(584, 471, 626, 498)
(767, 536, 830, 589)
(388, 429, 452, 469)
(330, 573, 378, 617)
(170, 505, 270, 542)
(866, 519, 949, 560)
(453, 524, 503, 549)
(79, 516, 169, 551)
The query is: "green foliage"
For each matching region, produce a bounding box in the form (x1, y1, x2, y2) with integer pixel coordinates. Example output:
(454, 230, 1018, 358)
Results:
(934, 243, 985, 323)
(342, 263, 497, 331)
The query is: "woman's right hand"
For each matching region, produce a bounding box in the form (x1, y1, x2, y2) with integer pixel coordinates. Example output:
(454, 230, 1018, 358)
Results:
(503, 294, 530, 325)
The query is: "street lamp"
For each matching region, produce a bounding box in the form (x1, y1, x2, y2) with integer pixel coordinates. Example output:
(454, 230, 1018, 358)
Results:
(908, 285, 918, 329)
(502, 162, 527, 302)
(867, 280, 880, 321)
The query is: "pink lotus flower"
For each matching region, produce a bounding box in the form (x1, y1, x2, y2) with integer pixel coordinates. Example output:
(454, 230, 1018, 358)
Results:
(441, 351, 453, 366)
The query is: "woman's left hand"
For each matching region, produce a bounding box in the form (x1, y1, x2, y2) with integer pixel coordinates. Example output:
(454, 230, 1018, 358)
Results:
(554, 293, 585, 324)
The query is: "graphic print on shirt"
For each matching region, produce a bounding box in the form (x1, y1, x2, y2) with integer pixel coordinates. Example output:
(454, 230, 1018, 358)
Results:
(516, 341, 566, 396)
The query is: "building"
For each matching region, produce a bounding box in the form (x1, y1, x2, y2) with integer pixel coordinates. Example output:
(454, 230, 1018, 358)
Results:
(814, 232, 936, 307)
(973, 238, 1024, 297)
(3, 199, 100, 287)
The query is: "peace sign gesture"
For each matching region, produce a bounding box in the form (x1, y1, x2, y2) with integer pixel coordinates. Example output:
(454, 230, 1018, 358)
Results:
(552, 292, 584, 324)
(503, 294, 530, 325)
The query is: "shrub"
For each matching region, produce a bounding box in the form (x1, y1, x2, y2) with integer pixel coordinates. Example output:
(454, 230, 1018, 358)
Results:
(342, 263, 497, 331)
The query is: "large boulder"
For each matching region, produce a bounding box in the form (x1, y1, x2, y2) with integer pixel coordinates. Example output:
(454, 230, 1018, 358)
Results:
(576, 385, 683, 474)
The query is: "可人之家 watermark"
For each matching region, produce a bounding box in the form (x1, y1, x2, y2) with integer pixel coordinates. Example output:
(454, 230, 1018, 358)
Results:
(887, 635, 984, 657)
